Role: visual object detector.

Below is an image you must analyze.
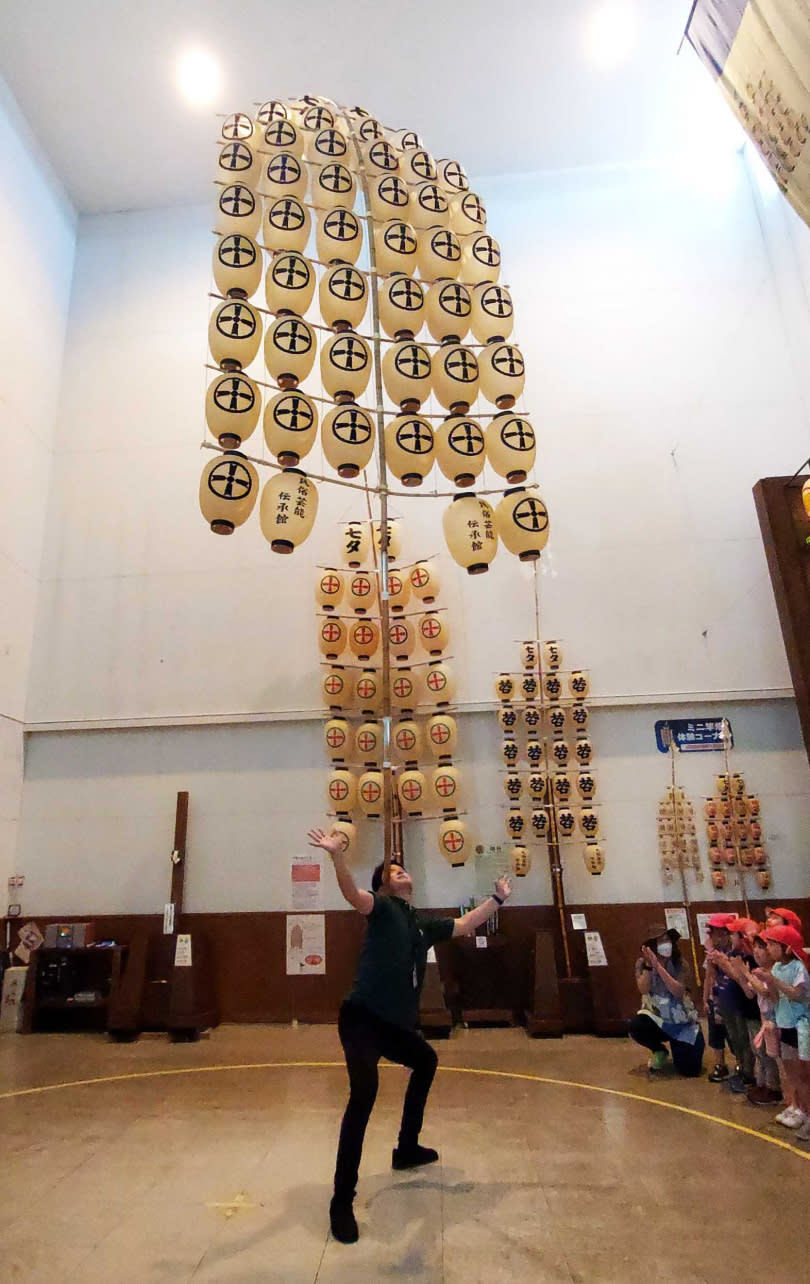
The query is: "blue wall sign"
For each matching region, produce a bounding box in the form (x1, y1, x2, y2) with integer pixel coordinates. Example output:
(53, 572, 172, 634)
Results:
(654, 718, 732, 753)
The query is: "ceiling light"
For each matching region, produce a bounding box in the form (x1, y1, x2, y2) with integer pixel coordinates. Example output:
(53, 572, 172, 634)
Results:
(177, 48, 222, 107)
(584, 2, 638, 70)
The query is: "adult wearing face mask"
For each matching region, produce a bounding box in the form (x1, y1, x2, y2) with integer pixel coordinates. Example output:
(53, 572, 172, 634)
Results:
(628, 923, 705, 1076)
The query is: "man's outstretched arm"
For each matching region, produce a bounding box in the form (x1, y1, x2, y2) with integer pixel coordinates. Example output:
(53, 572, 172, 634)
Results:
(307, 827, 374, 915)
(452, 876, 512, 936)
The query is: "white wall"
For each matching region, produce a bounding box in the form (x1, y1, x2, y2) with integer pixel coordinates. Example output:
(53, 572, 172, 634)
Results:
(0, 78, 76, 893)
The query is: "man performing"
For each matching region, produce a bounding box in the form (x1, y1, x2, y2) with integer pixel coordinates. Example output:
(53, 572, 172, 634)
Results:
(307, 826, 512, 1244)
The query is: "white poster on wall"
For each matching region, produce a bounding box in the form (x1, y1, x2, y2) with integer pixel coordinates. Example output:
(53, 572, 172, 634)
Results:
(696, 914, 713, 948)
(585, 931, 608, 967)
(290, 854, 322, 911)
(665, 907, 690, 940)
(286, 914, 326, 975)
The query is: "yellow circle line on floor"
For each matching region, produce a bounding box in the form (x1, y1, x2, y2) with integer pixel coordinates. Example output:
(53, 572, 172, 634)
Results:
(1, 1059, 807, 1163)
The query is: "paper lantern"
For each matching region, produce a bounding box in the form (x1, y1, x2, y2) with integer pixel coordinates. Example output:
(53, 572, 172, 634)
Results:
(379, 274, 425, 339)
(498, 706, 518, 733)
(264, 195, 311, 253)
(409, 559, 439, 603)
(373, 519, 401, 560)
(450, 191, 487, 236)
(579, 808, 599, 840)
(397, 768, 427, 816)
(416, 226, 462, 281)
(504, 774, 523, 802)
(425, 280, 472, 342)
(544, 640, 563, 671)
(528, 772, 546, 801)
(309, 126, 349, 164)
(432, 342, 479, 414)
(552, 773, 572, 805)
(427, 712, 457, 760)
(358, 771, 384, 817)
(354, 669, 382, 714)
(321, 330, 372, 402)
(485, 414, 536, 482)
(388, 617, 416, 661)
(439, 819, 470, 868)
(544, 673, 563, 702)
(256, 100, 288, 126)
(368, 174, 410, 221)
(330, 819, 357, 861)
(392, 719, 423, 766)
(363, 138, 399, 175)
(355, 722, 383, 767)
(442, 494, 498, 574)
(382, 340, 432, 410)
(386, 567, 411, 612)
(221, 112, 254, 144)
(519, 640, 538, 670)
(803, 477, 810, 517)
(199, 451, 259, 534)
(460, 233, 501, 286)
(557, 808, 576, 840)
(574, 738, 593, 767)
(385, 415, 435, 486)
(317, 615, 347, 660)
(264, 315, 316, 388)
(346, 570, 377, 614)
(410, 182, 450, 230)
(521, 674, 539, 701)
(312, 162, 357, 211)
(502, 740, 519, 768)
(317, 206, 363, 265)
(434, 416, 485, 488)
(401, 148, 437, 184)
(531, 809, 549, 840)
(319, 264, 368, 330)
(495, 489, 549, 561)
(523, 705, 541, 731)
(322, 666, 349, 711)
(552, 742, 570, 769)
(262, 117, 305, 159)
(391, 127, 423, 151)
(511, 846, 531, 878)
(260, 468, 319, 553)
(711, 869, 727, 890)
(322, 404, 374, 479)
(263, 390, 318, 466)
(423, 660, 455, 706)
(436, 158, 468, 194)
(328, 768, 357, 815)
(753, 846, 767, 867)
(418, 611, 449, 655)
(506, 810, 525, 840)
(470, 282, 514, 345)
(217, 139, 260, 189)
(215, 183, 262, 240)
(299, 102, 336, 132)
(348, 618, 381, 662)
(391, 666, 417, 713)
(525, 739, 543, 768)
(716, 775, 730, 797)
(341, 521, 370, 567)
(315, 568, 345, 612)
(577, 772, 597, 801)
(571, 704, 589, 734)
(584, 844, 605, 876)
(261, 151, 307, 200)
(209, 297, 262, 370)
(356, 113, 384, 140)
(495, 673, 515, 701)
(747, 796, 760, 817)
(212, 234, 259, 301)
(265, 251, 315, 317)
(569, 671, 590, 699)
(324, 717, 351, 762)
(206, 370, 260, 448)
(375, 220, 418, 275)
(479, 342, 525, 409)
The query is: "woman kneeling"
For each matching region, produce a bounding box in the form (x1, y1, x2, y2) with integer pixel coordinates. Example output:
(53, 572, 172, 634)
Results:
(629, 923, 704, 1077)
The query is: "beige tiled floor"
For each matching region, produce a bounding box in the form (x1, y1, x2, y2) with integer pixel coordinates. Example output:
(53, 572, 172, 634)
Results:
(0, 1024, 808, 1282)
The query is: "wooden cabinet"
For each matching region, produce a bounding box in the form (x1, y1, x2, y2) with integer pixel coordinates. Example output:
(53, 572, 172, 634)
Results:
(22, 946, 126, 1034)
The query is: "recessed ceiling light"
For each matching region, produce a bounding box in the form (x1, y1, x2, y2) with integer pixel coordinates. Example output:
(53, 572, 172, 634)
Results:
(177, 48, 222, 107)
(584, 2, 638, 70)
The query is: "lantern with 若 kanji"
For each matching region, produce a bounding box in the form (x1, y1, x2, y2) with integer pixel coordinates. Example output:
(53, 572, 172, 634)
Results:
(531, 809, 549, 840)
(322, 404, 375, 479)
(439, 818, 470, 868)
(570, 671, 590, 699)
(498, 706, 518, 733)
(206, 370, 261, 448)
(528, 772, 546, 801)
(577, 772, 597, 801)
(506, 809, 525, 841)
(263, 390, 318, 466)
(580, 808, 599, 840)
(260, 469, 318, 553)
(443, 494, 498, 574)
(504, 774, 523, 803)
(495, 673, 515, 702)
(199, 451, 259, 534)
(557, 808, 576, 839)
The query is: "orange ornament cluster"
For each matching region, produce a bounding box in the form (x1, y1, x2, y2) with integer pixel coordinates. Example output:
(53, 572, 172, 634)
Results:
(657, 787, 703, 885)
(704, 773, 769, 891)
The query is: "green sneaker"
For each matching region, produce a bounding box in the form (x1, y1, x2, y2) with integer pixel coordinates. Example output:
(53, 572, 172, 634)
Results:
(649, 1049, 670, 1072)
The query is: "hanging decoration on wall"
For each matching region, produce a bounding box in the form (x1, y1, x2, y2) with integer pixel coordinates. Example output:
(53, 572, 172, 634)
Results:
(703, 767, 770, 903)
(656, 786, 702, 886)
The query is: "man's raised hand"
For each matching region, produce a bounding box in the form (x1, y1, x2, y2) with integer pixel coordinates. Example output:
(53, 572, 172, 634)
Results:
(307, 827, 343, 858)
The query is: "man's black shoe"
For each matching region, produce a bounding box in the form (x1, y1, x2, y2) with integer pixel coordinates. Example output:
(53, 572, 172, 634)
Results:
(329, 1196, 358, 1244)
(392, 1144, 439, 1170)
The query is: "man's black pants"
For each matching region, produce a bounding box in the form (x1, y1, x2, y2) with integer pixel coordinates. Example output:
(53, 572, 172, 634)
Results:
(333, 999, 438, 1201)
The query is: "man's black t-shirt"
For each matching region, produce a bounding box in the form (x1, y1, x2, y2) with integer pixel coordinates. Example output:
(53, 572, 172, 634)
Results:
(347, 893, 455, 1029)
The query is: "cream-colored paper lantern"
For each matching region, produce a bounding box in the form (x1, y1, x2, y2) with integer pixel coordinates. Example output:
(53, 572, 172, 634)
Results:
(450, 191, 487, 236)
(299, 102, 336, 132)
(416, 226, 462, 281)
(519, 640, 538, 670)
(479, 342, 525, 409)
(803, 477, 810, 517)
(348, 618, 381, 662)
(531, 809, 549, 840)
(569, 671, 590, 699)
(317, 615, 347, 660)
(382, 340, 432, 410)
(264, 196, 311, 253)
(389, 617, 416, 661)
(323, 666, 349, 711)
(341, 521, 370, 567)
(206, 370, 261, 448)
(368, 174, 410, 221)
(322, 403, 375, 478)
(256, 100, 288, 126)
(525, 739, 543, 769)
(199, 451, 259, 534)
(391, 127, 423, 151)
(375, 220, 418, 275)
(432, 342, 479, 413)
(263, 390, 318, 466)
(260, 468, 319, 554)
(504, 774, 523, 803)
(386, 567, 411, 612)
(221, 112, 254, 144)
(471, 282, 514, 344)
(409, 559, 439, 603)
(423, 660, 455, 706)
(215, 183, 261, 239)
(431, 765, 461, 814)
(410, 183, 450, 230)
(385, 415, 435, 486)
(355, 722, 383, 767)
(506, 809, 526, 841)
(358, 770, 384, 818)
(425, 280, 471, 342)
(319, 264, 368, 331)
(574, 738, 593, 768)
(436, 158, 469, 194)
(571, 704, 589, 735)
(485, 414, 536, 482)
(551, 741, 570, 769)
(265, 251, 315, 317)
(584, 844, 605, 876)
(524, 704, 541, 732)
(544, 640, 563, 671)
(397, 768, 428, 816)
(579, 808, 599, 840)
(511, 846, 531, 878)
(315, 568, 345, 612)
(495, 489, 549, 562)
(330, 819, 357, 861)
(378, 274, 425, 339)
(260, 150, 307, 200)
(392, 719, 423, 766)
(528, 772, 546, 801)
(557, 808, 576, 840)
(391, 666, 417, 713)
(321, 330, 372, 403)
(316, 206, 363, 265)
(310, 126, 349, 164)
(427, 712, 457, 760)
(498, 705, 518, 734)
(346, 570, 377, 614)
(363, 139, 399, 175)
(209, 297, 262, 370)
(325, 717, 351, 762)
(312, 162, 357, 211)
(262, 117, 305, 159)
(548, 706, 568, 739)
(356, 113, 384, 141)
(443, 494, 498, 574)
(373, 519, 402, 560)
(439, 819, 470, 868)
(401, 148, 437, 184)
(418, 611, 449, 655)
(328, 768, 357, 815)
(435, 415, 485, 487)
(460, 233, 501, 286)
(264, 315, 316, 388)
(502, 740, 519, 770)
(494, 673, 515, 702)
(521, 674, 539, 702)
(354, 668, 382, 714)
(217, 139, 260, 189)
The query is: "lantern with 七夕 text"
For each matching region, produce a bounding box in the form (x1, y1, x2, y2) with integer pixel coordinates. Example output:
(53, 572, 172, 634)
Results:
(341, 521, 370, 568)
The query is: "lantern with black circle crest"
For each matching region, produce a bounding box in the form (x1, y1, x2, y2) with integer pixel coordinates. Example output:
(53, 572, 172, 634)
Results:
(531, 810, 549, 840)
(498, 706, 518, 734)
(315, 568, 345, 612)
(435, 416, 485, 488)
(317, 615, 347, 660)
(324, 717, 351, 763)
(383, 340, 432, 411)
(217, 139, 261, 189)
(436, 158, 468, 194)
(471, 282, 514, 344)
(431, 766, 461, 814)
(368, 174, 410, 221)
(409, 559, 439, 604)
(355, 722, 383, 768)
(348, 618, 380, 663)
(460, 233, 501, 286)
(511, 845, 531, 878)
(358, 771, 384, 818)
(321, 330, 371, 403)
(569, 671, 590, 700)
(439, 819, 470, 868)
(261, 150, 307, 200)
(391, 666, 416, 714)
(313, 162, 356, 212)
(397, 768, 427, 817)
(300, 102, 335, 133)
(199, 451, 258, 535)
(354, 669, 382, 715)
(392, 719, 423, 767)
(209, 297, 262, 370)
(485, 414, 535, 483)
(416, 226, 462, 281)
(221, 112, 254, 144)
(427, 712, 457, 761)
(322, 666, 348, 712)
(385, 415, 435, 486)
(495, 489, 549, 562)
(263, 117, 305, 159)
(346, 570, 377, 614)
(504, 774, 523, 802)
(375, 220, 418, 275)
(317, 207, 364, 265)
(264, 196, 311, 253)
(433, 342, 479, 414)
(584, 844, 605, 876)
(443, 494, 498, 574)
(423, 660, 455, 707)
(264, 314, 316, 388)
(319, 263, 368, 331)
(256, 100, 288, 126)
(263, 389, 318, 466)
(418, 611, 448, 655)
(260, 468, 318, 554)
(341, 521, 370, 567)
(480, 343, 525, 410)
(386, 567, 411, 612)
(577, 773, 597, 802)
(401, 148, 437, 184)
(379, 274, 425, 340)
(328, 768, 357, 815)
(363, 139, 399, 175)
(322, 403, 374, 478)
(450, 191, 487, 236)
(373, 519, 401, 560)
(310, 127, 348, 164)
(388, 617, 416, 662)
(410, 183, 450, 230)
(391, 127, 423, 152)
(206, 370, 260, 448)
(215, 183, 261, 239)
(265, 251, 315, 317)
(425, 280, 471, 342)
(358, 116, 383, 142)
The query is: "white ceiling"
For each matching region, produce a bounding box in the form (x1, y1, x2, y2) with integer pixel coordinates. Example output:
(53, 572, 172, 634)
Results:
(0, 1, 740, 214)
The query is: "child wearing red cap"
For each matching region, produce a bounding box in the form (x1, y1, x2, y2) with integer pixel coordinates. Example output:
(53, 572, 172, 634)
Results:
(759, 925, 810, 1137)
(703, 914, 755, 1090)
(766, 907, 804, 935)
(725, 928, 783, 1106)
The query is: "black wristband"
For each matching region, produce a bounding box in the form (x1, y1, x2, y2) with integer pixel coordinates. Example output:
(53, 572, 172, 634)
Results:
(492, 893, 504, 906)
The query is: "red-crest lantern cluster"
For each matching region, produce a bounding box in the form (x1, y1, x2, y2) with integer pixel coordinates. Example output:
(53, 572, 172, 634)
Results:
(702, 772, 769, 893)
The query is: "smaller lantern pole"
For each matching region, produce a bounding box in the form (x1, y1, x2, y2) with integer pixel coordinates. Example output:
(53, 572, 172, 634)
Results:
(665, 731, 701, 980)
(721, 720, 750, 918)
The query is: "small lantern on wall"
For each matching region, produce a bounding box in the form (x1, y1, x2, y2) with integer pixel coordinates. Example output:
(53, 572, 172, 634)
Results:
(199, 451, 259, 534)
